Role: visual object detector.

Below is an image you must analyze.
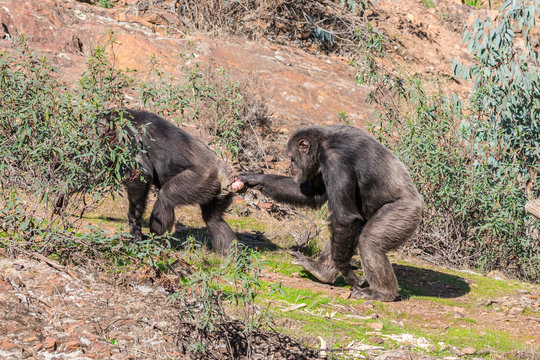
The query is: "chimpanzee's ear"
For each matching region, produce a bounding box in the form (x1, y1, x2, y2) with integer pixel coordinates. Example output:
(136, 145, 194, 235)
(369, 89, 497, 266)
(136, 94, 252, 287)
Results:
(298, 139, 310, 155)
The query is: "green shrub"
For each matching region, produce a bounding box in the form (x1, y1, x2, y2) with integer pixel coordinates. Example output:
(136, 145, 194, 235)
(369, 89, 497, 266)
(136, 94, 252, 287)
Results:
(0, 32, 273, 355)
(0, 34, 138, 223)
(0, 33, 265, 258)
(170, 241, 277, 357)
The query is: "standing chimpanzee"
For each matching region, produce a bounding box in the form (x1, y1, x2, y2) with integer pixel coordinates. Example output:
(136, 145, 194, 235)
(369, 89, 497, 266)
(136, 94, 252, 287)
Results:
(239, 124, 423, 301)
(105, 109, 244, 254)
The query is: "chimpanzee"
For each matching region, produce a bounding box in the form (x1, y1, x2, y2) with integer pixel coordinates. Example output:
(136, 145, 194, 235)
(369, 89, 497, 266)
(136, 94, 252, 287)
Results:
(105, 109, 244, 254)
(239, 124, 423, 301)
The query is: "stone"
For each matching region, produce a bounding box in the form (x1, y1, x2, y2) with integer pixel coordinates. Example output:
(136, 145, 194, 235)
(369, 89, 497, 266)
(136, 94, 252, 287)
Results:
(508, 307, 525, 316)
(369, 336, 384, 344)
(367, 322, 384, 331)
(43, 337, 58, 351)
(1, 338, 19, 351)
(64, 340, 80, 353)
(23, 336, 39, 343)
(462, 347, 476, 355)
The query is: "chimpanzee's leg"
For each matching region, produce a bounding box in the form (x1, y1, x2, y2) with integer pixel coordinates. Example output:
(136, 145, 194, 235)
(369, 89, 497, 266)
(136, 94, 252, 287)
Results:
(200, 194, 236, 254)
(292, 241, 340, 284)
(351, 197, 423, 301)
(330, 218, 364, 290)
(125, 177, 151, 240)
(149, 169, 219, 236)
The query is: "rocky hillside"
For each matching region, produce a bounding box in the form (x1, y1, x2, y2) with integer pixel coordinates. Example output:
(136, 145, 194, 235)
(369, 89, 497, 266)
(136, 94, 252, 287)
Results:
(0, 0, 471, 131)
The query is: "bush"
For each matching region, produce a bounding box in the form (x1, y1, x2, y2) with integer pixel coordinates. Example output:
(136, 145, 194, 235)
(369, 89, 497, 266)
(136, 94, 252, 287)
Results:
(0, 33, 267, 259)
(0, 34, 138, 226)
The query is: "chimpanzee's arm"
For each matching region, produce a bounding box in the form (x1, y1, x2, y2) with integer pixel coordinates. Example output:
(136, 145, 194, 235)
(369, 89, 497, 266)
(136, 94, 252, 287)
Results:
(239, 173, 327, 209)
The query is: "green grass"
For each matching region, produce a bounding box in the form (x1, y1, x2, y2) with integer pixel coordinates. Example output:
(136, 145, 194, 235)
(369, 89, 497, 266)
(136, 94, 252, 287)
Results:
(262, 252, 304, 276)
(227, 217, 267, 232)
(76, 198, 538, 357)
(445, 327, 525, 353)
(421, 0, 435, 8)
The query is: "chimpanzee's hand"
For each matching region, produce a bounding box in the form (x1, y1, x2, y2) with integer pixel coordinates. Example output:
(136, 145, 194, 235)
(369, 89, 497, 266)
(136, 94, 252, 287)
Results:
(238, 173, 264, 188)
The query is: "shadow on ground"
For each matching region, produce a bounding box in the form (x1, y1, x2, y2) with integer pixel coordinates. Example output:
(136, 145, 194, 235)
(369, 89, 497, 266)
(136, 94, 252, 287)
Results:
(395, 264, 470, 299)
(298, 262, 470, 300)
(124, 221, 470, 300)
(171, 221, 280, 251)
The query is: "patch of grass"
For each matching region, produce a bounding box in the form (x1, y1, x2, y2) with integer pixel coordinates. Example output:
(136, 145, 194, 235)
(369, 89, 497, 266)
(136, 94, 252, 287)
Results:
(271, 286, 333, 310)
(444, 327, 525, 353)
(227, 217, 267, 232)
(421, 0, 435, 8)
(98, 0, 112, 8)
(460, 272, 532, 300)
(262, 252, 303, 277)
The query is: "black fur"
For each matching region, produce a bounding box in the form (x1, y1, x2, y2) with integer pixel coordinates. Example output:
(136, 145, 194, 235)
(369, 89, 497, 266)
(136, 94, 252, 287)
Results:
(109, 109, 237, 254)
(240, 124, 423, 301)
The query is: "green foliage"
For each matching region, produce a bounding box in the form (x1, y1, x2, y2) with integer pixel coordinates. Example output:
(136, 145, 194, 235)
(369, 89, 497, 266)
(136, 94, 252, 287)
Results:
(350, 22, 386, 85)
(453, 0, 540, 278)
(171, 241, 278, 357)
(337, 110, 350, 124)
(454, 0, 540, 169)
(463, 0, 483, 8)
(353, 2, 540, 280)
(0, 34, 139, 223)
(139, 51, 249, 157)
(98, 0, 112, 9)
(0, 29, 273, 358)
(0, 33, 256, 259)
(421, 0, 435, 8)
(339, 0, 370, 14)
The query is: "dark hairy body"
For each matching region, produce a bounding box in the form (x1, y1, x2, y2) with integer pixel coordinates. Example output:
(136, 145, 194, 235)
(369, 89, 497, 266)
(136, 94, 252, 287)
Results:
(107, 109, 239, 254)
(240, 124, 423, 301)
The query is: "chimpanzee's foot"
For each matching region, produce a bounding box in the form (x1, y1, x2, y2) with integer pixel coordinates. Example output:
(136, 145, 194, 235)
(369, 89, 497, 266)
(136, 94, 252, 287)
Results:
(291, 251, 339, 284)
(350, 286, 397, 302)
(128, 232, 146, 243)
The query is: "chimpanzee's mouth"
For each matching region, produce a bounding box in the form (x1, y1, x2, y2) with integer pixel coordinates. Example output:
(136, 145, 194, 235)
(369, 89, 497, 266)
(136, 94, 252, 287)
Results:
(289, 162, 300, 181)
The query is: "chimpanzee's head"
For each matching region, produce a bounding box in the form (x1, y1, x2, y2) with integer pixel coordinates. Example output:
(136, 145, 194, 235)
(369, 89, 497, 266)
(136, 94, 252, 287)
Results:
(285, 127, 323, 184)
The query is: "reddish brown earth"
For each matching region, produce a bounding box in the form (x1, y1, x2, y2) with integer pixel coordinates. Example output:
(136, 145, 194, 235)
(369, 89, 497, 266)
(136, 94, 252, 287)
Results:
(0, 0, 471, 130)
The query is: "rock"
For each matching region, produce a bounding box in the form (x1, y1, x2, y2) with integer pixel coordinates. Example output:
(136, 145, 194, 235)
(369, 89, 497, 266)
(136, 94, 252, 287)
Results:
(43, 337, 58, 352)
(143, 13, 167, 26)
(369, 336, 384, 344)
(462, 347, 476, 355)
(508, 307, 525, 316)
(22, 336, 39, 343)
(278, 127, 290, 134)
(375, 349, 435, 359)
(451, 306, 466, 318)
(1, 338, 19, 351)
(487, 270, 505, 280)
(64, 340, 80, 353)
(452, 311, 465, 319)
(367, 322, 384, 331)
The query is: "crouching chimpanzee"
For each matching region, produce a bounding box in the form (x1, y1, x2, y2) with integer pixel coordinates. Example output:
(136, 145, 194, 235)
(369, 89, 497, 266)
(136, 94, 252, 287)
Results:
(239, 124, 423, 301)
(105, 109, 244, 254)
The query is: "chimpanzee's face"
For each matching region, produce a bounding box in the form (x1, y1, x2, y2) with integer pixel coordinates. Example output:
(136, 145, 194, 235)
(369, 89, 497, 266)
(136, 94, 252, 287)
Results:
(285, 137, 317, 184)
